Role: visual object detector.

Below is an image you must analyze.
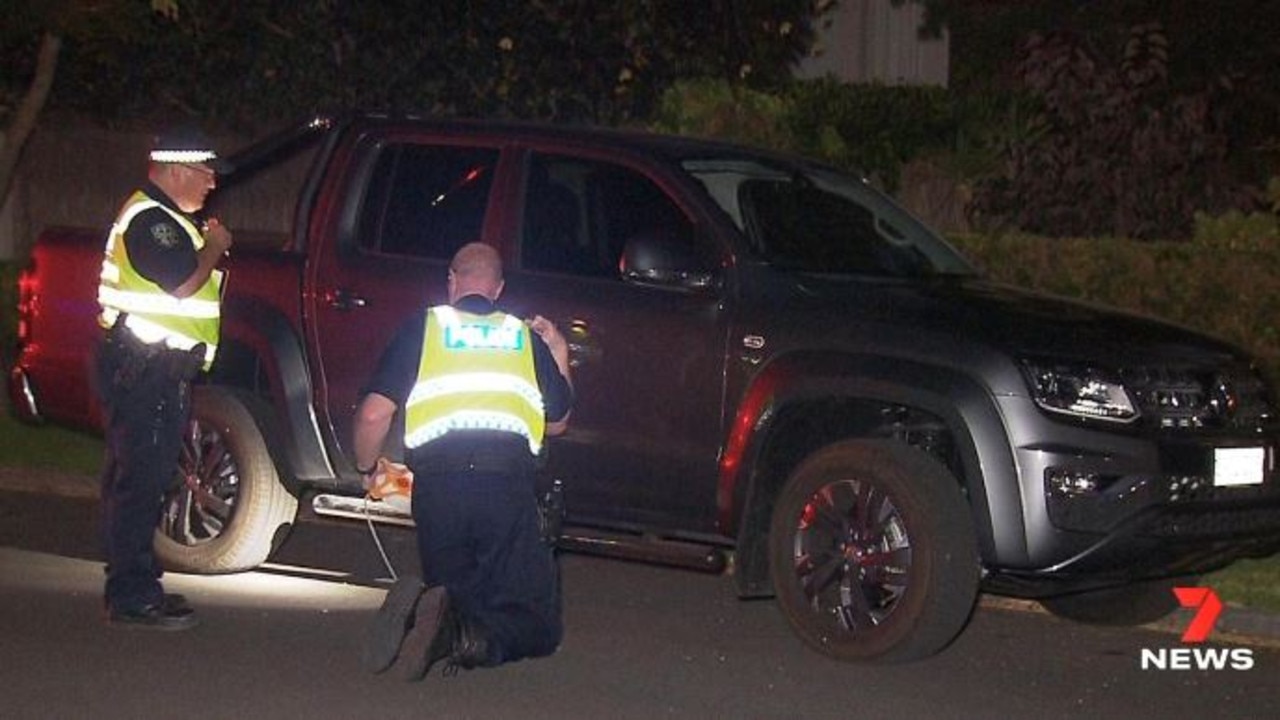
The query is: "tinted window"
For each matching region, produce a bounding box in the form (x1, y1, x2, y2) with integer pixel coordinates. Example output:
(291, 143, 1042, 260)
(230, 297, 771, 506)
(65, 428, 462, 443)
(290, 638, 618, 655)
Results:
(740, 179, 918, 275)
(358, 144, 498, 260)
(521, 153, 695, 278)
(685, 158, 975, 277)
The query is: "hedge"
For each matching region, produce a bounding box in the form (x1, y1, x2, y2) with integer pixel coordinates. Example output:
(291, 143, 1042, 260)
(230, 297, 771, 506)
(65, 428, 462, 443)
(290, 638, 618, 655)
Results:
(952, 234, 1280, 385)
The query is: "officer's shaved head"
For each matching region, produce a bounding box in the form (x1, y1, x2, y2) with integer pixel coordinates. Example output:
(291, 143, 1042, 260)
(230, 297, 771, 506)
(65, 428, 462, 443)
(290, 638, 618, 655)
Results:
(448, 242, 504, 302)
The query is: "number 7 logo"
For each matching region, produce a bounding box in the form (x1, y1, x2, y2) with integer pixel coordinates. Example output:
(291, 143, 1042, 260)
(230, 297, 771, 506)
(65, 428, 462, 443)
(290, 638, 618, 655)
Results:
(1173, 587, 1223, 643)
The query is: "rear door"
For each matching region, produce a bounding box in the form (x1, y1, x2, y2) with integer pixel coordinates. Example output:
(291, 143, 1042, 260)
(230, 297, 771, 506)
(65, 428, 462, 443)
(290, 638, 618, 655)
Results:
(305, 130, 508, 470)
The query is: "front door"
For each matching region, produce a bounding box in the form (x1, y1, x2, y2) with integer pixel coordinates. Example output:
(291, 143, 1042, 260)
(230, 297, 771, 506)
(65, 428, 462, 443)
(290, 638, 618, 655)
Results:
(500, 150, 729, 534)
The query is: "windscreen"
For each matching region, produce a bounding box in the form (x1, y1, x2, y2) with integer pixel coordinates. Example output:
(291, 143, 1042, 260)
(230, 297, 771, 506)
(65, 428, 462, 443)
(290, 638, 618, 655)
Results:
(684, 158, 975, 277)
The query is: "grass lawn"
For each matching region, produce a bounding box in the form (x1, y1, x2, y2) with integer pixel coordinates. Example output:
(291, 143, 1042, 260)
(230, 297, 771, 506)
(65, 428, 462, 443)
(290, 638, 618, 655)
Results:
(0, 401, 1277, 613)
(1205, 557, 1280, 613)
(0, 410, 103, 475)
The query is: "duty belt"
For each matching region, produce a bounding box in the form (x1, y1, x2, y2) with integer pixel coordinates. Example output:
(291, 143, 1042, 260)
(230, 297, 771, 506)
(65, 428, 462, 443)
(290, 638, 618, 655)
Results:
(104, 314, 205, 382)
(104, 314, 165, 361)
(411, 436, 532, 477)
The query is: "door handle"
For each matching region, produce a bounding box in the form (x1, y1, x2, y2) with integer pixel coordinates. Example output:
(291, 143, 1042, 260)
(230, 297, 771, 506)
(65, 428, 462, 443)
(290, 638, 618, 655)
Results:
(325, 289, 367, 310)
(567, 341, 589, 368)
(564, 319, 600, 368)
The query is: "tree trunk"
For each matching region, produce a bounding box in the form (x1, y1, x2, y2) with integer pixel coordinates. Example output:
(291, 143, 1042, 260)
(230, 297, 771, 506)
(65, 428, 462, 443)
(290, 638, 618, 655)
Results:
(0, 32, 62, 222)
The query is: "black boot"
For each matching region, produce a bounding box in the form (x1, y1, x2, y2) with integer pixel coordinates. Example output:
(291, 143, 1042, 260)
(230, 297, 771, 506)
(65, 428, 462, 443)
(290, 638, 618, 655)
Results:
(394, 585, 450, 682)
(450, 613, 492, 670)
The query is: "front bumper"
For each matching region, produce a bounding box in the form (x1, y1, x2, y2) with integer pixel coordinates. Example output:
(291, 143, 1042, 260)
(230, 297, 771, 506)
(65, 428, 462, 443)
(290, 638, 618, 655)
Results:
(1043, 440, 1279, 537)
(988, 495, 1280, 597)
(986, 395, 1280, 595)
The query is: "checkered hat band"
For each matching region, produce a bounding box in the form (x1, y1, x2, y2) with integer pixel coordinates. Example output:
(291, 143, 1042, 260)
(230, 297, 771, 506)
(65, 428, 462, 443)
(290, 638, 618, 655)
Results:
(150, 149, 217, 164)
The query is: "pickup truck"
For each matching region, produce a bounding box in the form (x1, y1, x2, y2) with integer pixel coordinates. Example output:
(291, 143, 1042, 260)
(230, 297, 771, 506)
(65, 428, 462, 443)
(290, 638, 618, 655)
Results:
(9, 113, 1280, 662)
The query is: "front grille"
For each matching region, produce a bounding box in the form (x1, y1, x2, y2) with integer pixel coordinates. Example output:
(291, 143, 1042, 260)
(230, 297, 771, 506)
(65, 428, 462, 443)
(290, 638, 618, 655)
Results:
(1122, 362, 1275, 431)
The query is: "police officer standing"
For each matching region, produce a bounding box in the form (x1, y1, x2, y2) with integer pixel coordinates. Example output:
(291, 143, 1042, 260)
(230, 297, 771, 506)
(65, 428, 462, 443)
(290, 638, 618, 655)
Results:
(95, 127, 232, 630)
(353, 241, 573, 680)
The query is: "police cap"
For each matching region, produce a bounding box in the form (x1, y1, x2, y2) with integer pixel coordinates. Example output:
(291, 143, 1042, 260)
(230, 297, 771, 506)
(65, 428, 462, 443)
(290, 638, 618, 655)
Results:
(150, 125, 233, 174)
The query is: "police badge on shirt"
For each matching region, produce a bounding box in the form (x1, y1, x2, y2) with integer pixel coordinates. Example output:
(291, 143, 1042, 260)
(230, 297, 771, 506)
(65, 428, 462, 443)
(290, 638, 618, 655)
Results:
(151, 220, 181, 248)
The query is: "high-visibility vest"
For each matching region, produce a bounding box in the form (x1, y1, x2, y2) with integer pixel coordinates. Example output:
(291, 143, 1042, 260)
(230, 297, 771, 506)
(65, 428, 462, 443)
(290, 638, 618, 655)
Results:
(404, 305, 546, 455)
(97, 191, 223, 370)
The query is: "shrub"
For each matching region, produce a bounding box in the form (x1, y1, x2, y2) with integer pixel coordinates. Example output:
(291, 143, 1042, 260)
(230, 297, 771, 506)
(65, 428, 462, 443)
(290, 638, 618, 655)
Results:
(646, 78, 797, 154)
(953, 233, 1280, 384)
(969, 24, 1239, 240)
(1193, 177, 1280, 253)
(649, 77, 960, 193)
(785, 78, 955, 191)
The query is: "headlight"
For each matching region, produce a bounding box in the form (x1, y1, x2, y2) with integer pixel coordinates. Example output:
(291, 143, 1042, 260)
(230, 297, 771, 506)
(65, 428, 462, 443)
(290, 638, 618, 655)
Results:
(1021, 361, 1139, 423)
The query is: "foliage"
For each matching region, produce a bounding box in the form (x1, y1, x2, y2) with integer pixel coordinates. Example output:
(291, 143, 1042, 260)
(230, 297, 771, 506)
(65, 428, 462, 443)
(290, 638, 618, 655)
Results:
(647, 78, 797, 153)
(930, 87, 1036, 183)
(784, 78, 954, 191)
(1193, 177, 1280, 253)
(650, 77, 959, 193)
(915, 1, 1280, 229)
(915, 1, 1280, 177)
(0, 5, 37, 126)
(648, 41, 1267, 237)
(966, 23, 1239, 240)
(952, 233, 1280, 385)
(4, 0, 835, 133)
(0, 407, 103, 477)
(2, 1, 168, 121)
(1205, 557, 1280, 614)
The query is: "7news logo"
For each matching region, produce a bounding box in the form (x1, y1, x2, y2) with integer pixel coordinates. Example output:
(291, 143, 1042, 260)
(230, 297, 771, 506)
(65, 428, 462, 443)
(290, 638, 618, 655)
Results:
(1139, 587, 1255, 671)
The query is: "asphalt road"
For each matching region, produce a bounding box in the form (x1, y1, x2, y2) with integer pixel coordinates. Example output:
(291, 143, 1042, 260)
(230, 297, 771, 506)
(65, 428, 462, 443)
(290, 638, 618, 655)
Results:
(1, 487, 1278, 720)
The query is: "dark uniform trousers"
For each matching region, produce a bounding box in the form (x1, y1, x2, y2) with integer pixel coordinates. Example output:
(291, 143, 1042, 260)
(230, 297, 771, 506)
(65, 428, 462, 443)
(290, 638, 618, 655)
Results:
(94, 333, 197, 613)
(410, 454, 563, 667)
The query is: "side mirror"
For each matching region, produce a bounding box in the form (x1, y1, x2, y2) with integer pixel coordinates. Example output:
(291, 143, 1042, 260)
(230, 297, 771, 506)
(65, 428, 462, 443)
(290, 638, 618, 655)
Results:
(619, 233, 717, 291)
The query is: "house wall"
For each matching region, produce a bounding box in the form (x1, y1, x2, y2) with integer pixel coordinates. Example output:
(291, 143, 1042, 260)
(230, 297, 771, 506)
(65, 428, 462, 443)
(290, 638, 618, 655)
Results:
(796, 0, 949, 87)
(2, 121, 306, 260)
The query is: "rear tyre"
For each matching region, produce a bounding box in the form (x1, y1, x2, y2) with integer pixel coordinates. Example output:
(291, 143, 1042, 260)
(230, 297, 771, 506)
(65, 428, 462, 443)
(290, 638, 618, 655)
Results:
(1039, 577, 1190, 626)
(154, 387, 297, 573)
(768, 440, 980, 663)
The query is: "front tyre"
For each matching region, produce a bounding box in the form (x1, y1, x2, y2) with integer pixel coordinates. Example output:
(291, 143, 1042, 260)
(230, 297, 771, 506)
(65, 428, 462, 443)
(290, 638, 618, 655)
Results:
(154, 387, 297, 574)
(768, 440, 980, 663)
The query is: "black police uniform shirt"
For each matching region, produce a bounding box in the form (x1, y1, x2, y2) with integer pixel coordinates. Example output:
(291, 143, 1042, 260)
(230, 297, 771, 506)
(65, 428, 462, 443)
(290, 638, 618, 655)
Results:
(121, 181, 202, 292)
(363, 294, 574, 431)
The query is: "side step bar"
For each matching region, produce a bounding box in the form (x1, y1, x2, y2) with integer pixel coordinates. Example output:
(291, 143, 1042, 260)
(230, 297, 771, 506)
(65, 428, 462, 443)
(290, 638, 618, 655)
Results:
(311, 493, 414, 527)
(557, 528, 728, 574)
(310, 493, 728, 574)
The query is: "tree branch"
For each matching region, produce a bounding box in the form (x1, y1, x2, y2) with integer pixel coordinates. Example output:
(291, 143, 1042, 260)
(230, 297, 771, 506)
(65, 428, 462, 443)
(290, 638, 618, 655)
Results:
(0, 31, 62, 218)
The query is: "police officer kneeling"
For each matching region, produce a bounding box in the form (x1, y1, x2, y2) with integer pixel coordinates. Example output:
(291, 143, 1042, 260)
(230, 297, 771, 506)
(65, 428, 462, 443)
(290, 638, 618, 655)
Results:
(353, 241, 574, 680)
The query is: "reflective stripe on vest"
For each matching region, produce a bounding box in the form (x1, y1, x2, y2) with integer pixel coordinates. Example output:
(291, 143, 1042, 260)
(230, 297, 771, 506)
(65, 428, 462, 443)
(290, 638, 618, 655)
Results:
(403, 305, 545, 454)
(97, 191, 223, 369)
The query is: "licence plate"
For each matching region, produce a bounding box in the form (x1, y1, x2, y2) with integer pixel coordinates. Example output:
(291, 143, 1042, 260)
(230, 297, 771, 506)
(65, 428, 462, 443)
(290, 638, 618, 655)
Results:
(1212, 447, 1266, 487)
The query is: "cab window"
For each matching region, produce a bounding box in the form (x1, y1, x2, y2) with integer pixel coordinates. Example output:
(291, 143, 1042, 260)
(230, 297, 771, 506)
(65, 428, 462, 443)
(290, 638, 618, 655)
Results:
(357, 144, 499, 260)
(520, 152, 696, 278)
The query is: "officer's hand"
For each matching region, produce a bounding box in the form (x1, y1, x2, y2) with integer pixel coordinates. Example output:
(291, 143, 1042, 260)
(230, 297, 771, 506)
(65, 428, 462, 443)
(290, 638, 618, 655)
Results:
(527, 315, 566, 354)
(528, 314, 572, 381)
(203, 217, 233, 256)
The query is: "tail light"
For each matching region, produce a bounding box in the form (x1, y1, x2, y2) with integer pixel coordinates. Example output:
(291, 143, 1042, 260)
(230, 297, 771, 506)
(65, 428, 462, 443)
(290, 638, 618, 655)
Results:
(16, 262, 36, 344)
